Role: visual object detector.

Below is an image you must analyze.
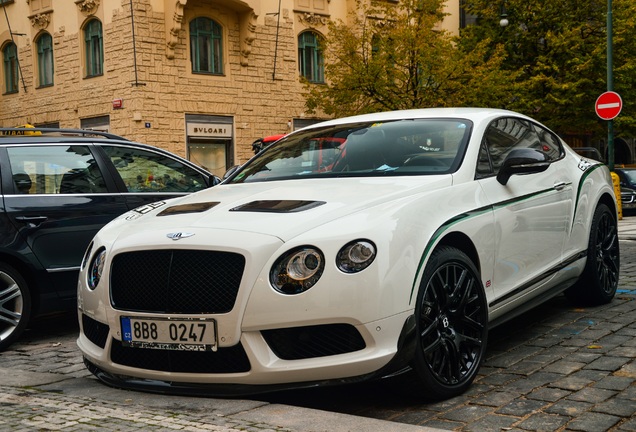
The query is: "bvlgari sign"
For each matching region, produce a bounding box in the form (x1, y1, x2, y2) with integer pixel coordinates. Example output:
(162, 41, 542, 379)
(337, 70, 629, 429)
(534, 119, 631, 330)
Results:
(187, 123, 232, 138)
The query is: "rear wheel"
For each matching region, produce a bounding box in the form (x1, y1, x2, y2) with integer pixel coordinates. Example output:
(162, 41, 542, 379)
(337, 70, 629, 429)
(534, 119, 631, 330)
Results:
(412, 246, 488, 400)
(565, 203, 619, 305)
(0, 264, 31, 351)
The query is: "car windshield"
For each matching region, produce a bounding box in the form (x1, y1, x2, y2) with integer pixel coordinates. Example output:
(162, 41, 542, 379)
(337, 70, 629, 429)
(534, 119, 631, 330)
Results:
(229, 119, 472, 183)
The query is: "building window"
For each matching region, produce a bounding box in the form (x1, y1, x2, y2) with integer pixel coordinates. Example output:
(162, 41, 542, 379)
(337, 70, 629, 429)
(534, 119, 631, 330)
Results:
(84, 19, 103, 78)
(2, 42, 19, 94)
(298, 31, 324, 83)
(37, 32, 54, 87)
(189, 17, 223, 75)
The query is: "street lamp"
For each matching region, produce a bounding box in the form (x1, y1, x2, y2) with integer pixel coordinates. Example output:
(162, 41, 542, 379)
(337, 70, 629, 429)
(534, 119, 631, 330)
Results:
(499, 1, 509, 27)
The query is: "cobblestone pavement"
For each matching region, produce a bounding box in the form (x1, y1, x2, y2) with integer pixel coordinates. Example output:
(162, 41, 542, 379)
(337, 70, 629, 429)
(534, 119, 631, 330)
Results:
(1, 221, 635, 431)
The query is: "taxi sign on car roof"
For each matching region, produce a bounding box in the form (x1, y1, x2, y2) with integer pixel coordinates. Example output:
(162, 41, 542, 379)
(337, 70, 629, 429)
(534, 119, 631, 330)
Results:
(1, 124, 42, 136)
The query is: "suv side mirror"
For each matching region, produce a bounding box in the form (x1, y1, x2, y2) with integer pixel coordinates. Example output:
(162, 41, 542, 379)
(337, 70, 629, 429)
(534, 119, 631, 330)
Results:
(497, 148, 550, 185)
(210, 175, 222, 186)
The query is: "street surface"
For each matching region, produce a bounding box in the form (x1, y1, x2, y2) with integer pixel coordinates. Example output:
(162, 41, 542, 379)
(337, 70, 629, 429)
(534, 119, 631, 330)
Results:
(1, 220, 635, 431)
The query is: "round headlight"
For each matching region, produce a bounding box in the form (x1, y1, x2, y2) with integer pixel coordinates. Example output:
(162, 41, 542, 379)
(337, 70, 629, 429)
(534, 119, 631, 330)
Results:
(337, 240, 376, 273)
(87, 248, 106, 290)
(270, 247, 325, 295)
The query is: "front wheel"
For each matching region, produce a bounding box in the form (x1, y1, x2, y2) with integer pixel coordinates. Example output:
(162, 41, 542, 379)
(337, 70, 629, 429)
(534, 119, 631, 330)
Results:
(0, 264, 32, 351)
(412, 246, 488, 400)
(565, 203, 619, 305)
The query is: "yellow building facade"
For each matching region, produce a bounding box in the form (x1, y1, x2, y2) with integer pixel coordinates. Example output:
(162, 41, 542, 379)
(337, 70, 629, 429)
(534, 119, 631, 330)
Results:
(0, 0, 461, 175)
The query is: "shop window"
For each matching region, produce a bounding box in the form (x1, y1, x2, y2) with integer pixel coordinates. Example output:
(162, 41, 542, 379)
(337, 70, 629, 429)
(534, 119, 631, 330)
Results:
(298, 31, 324, 83)
(3, 42, 19, 94)
(84, 19, 103, 78)
(189, 17, 223, 75)
(37, 32, 54, 87)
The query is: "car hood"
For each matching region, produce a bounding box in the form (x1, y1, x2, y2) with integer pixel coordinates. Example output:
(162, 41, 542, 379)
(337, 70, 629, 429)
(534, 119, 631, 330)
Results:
(114, 176, 452, 242)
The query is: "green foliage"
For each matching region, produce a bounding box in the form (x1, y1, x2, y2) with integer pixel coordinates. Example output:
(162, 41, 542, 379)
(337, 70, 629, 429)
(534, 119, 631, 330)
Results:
(304, 0, 516, 118)
(459, 0, 636, 138)
(305, 0, 636, 140)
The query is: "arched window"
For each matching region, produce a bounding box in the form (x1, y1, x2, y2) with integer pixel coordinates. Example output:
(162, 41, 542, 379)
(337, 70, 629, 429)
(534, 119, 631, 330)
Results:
(189, 17, 223, 74)
(298, 31, 324, 83)
(36, 32, 54, 87)
(84, 19, 103, 77)
(2, 42, 19, 94)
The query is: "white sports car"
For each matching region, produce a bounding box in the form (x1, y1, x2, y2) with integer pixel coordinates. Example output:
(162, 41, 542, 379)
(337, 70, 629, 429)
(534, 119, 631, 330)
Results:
(77, 108, 619, 400)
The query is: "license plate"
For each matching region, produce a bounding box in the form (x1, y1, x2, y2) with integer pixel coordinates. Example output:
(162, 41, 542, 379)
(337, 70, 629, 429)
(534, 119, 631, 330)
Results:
(121, 316, 217, 351)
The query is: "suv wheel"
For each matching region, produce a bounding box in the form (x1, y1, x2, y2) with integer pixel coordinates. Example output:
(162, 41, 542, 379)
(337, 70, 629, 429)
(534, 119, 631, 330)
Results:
(0, 264, 31, 351)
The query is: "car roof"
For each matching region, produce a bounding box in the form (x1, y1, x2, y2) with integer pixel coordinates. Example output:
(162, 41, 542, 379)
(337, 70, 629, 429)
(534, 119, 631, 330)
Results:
(299, 108, 535, 130)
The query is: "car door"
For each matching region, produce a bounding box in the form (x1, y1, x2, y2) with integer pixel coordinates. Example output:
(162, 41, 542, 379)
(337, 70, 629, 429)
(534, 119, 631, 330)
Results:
(476, 117, 574, 310)
(1, 143, 130, 303)
(96, 144, 211, 210)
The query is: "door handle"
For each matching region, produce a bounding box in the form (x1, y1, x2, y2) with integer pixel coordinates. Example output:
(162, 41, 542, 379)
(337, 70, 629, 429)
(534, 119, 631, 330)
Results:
(15, 216, 48, 227)
(553, 182, 569, 190)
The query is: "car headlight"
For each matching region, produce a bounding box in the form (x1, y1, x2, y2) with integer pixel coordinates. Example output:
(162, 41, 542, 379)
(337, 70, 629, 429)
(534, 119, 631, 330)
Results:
(336, 240, 376, 273)
(270, 247, 325, 294)
(87, 247, 106, 290)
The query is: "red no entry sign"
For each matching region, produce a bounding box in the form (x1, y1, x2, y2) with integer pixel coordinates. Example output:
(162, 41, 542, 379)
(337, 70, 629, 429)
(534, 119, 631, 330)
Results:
(595, 91, 622, 120)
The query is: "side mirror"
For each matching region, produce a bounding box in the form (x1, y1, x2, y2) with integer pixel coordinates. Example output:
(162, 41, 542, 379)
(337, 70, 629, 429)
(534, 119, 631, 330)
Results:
(497, 148, 550, 185)
(223, 165, 241, 180)
(209, 175, 222, 186)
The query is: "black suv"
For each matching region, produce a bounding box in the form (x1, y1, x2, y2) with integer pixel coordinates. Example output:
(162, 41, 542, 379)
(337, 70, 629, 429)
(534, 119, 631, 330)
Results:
(0, 127, 219, 350)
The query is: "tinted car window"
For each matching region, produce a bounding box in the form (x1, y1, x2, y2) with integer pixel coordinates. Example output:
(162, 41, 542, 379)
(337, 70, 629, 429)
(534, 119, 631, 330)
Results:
(101, 145, 208, 193)
(7, 145, 107, 194)
(483, 117, 563, 176)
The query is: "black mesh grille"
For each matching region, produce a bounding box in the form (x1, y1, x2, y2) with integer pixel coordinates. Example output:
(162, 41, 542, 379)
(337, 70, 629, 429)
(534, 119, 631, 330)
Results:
(82, 314, 110, 348)
(110, 339, 251, 373)
(262, 324, 366, 360)
(110, 250, 245, 313)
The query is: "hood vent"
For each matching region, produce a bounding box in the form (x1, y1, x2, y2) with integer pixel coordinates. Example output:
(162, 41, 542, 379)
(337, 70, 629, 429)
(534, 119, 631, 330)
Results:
(230, 200, 325, 213)
(157, 202, 219, 216)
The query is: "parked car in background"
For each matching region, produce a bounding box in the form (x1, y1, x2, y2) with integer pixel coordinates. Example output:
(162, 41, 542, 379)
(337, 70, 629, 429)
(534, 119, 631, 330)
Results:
(0, 127, 218, 351)
(614, 167, 636, 190)
(620, 185, 636, 214)
(77, 108, 618, 401)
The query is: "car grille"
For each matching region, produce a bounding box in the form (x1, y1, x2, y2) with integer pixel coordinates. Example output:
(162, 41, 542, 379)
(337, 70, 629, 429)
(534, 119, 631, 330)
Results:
(110, 250, 245, 313)
(110, 339, 251, 373)
(262, 324, 366, 360)
(82, 313, 110, 349)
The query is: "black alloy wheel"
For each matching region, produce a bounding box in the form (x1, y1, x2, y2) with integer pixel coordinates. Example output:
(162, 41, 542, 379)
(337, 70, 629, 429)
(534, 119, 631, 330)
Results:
(0, 264, 31, 351)
(566, 203, 619, 305)
(413, 246, 488, 400)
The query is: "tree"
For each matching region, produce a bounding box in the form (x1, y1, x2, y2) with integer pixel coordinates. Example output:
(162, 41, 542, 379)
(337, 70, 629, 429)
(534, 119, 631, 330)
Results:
(304, 0, 516, 118)
(458, 0, 636, 139)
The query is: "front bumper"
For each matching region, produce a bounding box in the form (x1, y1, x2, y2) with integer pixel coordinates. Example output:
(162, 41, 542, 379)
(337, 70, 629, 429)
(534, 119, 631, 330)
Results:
(78, 310, 415, 395)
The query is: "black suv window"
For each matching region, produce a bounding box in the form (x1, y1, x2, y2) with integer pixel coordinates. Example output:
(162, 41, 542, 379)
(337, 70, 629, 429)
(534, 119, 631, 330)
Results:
(101, 145, 208, 193)
(7, 145, 107, 194)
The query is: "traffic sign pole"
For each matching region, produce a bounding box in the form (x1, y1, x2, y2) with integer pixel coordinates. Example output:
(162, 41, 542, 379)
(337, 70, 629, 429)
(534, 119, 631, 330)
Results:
(607, 0, 614, 171)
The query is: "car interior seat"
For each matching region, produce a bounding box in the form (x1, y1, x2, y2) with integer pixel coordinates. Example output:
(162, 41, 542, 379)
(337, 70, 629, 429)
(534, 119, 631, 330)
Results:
(13, 172, 32, 194)
(343, 128, 387, 171)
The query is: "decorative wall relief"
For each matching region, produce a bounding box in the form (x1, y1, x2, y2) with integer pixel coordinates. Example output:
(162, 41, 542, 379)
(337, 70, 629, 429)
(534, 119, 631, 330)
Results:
(75, 0, 100, 17)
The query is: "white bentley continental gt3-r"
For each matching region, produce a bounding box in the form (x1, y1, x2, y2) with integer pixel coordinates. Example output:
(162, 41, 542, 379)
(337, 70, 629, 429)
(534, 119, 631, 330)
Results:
(77, 108, 619, 400)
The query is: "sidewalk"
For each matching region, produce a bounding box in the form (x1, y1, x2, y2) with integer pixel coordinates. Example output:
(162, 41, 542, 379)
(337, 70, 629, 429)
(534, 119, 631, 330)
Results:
(618, 214, 636, 240)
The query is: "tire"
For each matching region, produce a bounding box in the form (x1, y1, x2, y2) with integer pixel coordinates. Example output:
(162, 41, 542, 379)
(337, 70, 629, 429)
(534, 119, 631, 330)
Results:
(565, 203, 619, 305)
(0, 263, 32, 351)
(412, 246, 488, 400)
